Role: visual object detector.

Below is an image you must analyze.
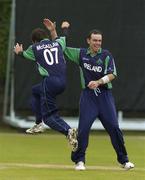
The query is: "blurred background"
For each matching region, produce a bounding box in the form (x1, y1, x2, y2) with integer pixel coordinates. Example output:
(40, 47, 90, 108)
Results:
(0, 0, 145, 130)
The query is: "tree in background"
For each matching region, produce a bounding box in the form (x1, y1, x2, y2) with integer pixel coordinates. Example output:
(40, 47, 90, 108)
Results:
(0, 0, 11, 84)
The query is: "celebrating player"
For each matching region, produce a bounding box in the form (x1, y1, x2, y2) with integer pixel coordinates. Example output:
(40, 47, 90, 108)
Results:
(14, 19, 78, 152)
(43, 18, 135, 170)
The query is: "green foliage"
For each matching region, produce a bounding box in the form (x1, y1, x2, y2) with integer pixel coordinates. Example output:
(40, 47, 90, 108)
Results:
(0, 0, 11, 80)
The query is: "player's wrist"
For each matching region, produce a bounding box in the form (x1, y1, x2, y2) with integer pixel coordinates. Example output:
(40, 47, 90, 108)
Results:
(96, 75, 110, 86)
(97, 79, 103, 86)
(101, 75, 110, 84)
(50, 28, 56, 32)
(17, 51, 23, 56)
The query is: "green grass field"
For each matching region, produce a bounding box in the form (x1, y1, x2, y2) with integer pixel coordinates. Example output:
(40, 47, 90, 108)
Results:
(0, 130, 144, 180)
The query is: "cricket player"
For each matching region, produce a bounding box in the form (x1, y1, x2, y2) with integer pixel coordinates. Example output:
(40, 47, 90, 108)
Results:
(14, 20, 78, 152)
(44, 19, 134, 170)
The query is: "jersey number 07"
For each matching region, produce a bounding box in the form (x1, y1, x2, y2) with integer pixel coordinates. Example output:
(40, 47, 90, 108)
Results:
(43, 47, 58, 65)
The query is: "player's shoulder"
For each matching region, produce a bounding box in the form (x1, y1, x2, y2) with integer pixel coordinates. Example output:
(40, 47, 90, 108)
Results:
(56, 36, 66, 41)
(80, 48, 87, 52)
(55, 36, 66, 44)
(101, 49, 113, 57)
(102, 48, 110, 54)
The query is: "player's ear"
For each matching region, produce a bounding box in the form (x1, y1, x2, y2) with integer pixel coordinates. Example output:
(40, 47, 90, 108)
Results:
(87, 38, 90, 45)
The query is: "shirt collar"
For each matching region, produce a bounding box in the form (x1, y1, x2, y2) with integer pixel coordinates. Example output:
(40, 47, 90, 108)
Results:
(41, 38, 49, 42)
(86, 48, 102, 56)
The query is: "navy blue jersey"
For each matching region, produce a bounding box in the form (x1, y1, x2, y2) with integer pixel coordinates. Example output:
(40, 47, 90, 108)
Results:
(32, 39, 66, 77)
(65, 47, 117, 89)
(79, 48, 116, 88)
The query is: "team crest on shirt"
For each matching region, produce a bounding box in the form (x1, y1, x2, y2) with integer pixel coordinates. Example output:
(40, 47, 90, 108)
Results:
(96, 58, 103, 65)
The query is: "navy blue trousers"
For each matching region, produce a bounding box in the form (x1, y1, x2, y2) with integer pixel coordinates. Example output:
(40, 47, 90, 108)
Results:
(30, 76, 71, 136)
(71, 88, 129, 164)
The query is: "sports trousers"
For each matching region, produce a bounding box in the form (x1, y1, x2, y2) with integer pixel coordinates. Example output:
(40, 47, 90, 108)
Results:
(71, 88, 129, 164)
(31, 76, 70, 136)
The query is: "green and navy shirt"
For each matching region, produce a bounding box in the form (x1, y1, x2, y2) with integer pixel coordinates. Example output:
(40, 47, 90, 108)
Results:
(64, 47, 117, 89)
(22, 37, 66, 77)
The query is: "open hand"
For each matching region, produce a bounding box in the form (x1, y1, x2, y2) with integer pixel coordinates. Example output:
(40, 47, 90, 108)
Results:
(14, 43, 23, 54)
(43, 18, 56, 31)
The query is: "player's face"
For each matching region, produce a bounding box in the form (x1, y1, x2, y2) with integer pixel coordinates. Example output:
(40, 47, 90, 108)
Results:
(87, 33, 102, 53)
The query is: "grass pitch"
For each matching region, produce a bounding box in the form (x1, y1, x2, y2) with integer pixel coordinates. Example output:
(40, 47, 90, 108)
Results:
(0, 130, 144, 180)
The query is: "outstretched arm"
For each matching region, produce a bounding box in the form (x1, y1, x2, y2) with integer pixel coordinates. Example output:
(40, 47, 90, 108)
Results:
(61, 21, 80, 65)
(14, 43, 35, 61)
(14, 43, 23, 55)
(43, 18, 57, 40)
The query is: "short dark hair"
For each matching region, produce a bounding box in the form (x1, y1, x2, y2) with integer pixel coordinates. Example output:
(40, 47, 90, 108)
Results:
(87, 29, 102, 39)
(31, 28, 49, 43)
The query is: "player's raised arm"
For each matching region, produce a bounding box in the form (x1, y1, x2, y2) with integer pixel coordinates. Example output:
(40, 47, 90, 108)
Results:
(43, 18, 57, 40)
(61, 21, 70, 37)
